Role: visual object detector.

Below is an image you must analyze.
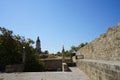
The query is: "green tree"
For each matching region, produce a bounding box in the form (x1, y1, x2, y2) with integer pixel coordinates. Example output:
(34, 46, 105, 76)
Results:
(69, 46, 78, 53)
(64, 50, 70, 57)
(56, 51, 62, 56)
(43, 50, 49, 54)
(69, 43, 88, 53)
(24, 45, 45, 72)
(78, 42, 88, 49)
(0, 27, 45, 71)
(0, 27, 22, 65)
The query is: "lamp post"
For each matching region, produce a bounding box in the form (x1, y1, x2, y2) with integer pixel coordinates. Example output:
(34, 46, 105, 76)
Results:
(22, 47, 26, 64)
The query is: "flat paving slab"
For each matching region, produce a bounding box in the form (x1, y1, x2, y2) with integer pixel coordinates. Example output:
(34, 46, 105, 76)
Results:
(0, 67, 89, 80)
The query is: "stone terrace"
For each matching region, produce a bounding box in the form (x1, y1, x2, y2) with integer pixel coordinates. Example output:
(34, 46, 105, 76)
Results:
(0, 67, 89, 80)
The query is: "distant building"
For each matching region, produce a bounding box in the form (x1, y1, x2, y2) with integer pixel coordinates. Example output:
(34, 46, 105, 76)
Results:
(36, 36, 42, 54)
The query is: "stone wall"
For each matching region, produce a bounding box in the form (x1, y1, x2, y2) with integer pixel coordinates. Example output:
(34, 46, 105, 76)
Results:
(76, 22, 120, 80)
(77, 59, 120, 80)
(42, 59, 71, 71)
(77, 23, 120, 61)
(43, 59, 62, 71)
(5, 64, 24, 72)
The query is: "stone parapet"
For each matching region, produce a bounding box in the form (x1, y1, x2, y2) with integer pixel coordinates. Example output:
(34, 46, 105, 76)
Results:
(77, 59, 120, 80)
(5, 64, 24, 73)
(43, 59, 62, 71)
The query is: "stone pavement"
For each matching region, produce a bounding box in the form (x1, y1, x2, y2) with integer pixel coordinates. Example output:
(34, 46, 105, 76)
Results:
(0, 67, 89, 80)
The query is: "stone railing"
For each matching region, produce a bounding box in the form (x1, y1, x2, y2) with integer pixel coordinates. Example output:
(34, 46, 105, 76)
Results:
(76, 59, 120, 80)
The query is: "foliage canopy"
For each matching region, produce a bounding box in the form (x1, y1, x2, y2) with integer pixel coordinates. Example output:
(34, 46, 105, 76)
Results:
(0, 27, 45, 71)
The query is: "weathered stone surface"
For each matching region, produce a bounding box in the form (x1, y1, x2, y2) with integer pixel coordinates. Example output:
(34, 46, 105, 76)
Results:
(76, 59, 120, 80)
(41, 59, 71, 71)
(76, 22, 120, 80)
(5, 64, 24, 73)
(42, 59, 62, 71)
(77, 22, 120, 61)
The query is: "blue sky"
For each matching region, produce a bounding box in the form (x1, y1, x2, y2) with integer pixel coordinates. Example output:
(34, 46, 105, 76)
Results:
(0, 0, 120, 53)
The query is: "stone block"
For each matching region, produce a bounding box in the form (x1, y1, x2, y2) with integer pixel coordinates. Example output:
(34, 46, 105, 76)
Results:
(62, 63, 68, 71)
(76, 59, 120, 80)
(5, 64, 24, 72)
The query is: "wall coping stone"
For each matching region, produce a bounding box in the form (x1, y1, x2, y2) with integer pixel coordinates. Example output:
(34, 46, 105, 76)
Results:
(77, 59, 120, 80)
(77, 59, 120, 66)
